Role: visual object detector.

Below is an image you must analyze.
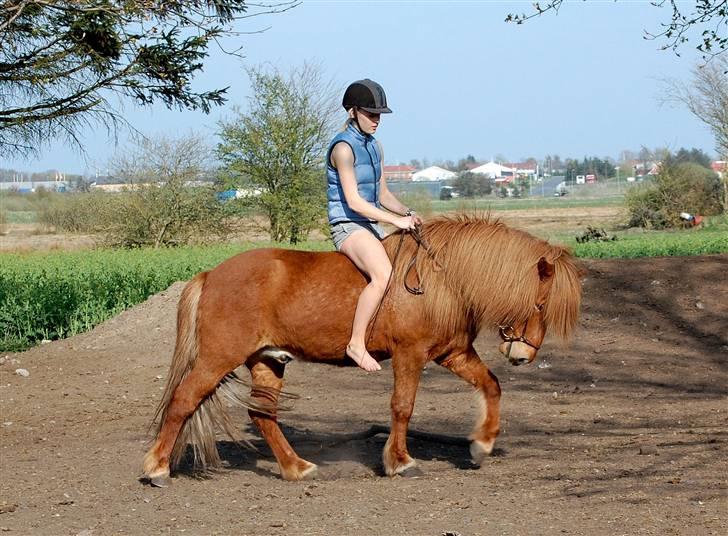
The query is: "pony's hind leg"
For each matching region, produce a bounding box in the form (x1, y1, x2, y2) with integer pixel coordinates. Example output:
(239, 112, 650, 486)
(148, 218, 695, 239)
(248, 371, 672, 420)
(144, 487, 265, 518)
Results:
(143, 358, 232, 485)
(437, 347, 501, 465)
(247, 357, 317, 481)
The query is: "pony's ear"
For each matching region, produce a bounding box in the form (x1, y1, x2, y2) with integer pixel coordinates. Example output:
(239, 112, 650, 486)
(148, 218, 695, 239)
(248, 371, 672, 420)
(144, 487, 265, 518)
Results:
(537, 257, 554, 281)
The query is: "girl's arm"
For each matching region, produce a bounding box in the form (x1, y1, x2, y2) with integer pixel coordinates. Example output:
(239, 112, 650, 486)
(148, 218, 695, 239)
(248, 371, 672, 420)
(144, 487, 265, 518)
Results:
(331, 142, 413, 228)
(377, 142, 423, 225)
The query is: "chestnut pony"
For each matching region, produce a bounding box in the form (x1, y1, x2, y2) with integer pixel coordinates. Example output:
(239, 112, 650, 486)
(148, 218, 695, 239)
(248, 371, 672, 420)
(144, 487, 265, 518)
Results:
(143, 214, 582, 484)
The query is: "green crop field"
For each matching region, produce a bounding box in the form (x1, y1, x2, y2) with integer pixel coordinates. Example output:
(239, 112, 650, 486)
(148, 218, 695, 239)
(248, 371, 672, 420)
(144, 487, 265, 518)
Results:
(0, 241, 330, 352)
(569, 229, 728, 258)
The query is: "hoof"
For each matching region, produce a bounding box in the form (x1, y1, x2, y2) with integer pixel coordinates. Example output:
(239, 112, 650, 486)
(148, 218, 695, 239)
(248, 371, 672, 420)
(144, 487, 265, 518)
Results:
(386, 458, 418, 477)
(281, 461, 318, 481)
(470, 439, 495, 466)
(301, 464, 319, 481)
(150, 475, 172, 488)
(397, 465, 424, 478)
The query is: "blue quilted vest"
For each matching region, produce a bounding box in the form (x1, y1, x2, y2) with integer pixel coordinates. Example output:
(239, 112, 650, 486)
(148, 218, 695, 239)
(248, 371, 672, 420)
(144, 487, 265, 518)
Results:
(326, 123, 382, 224)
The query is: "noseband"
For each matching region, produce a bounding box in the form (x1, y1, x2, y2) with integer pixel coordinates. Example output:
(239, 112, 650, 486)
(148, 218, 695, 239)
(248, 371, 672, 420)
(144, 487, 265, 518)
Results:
(498, 303, 544, 358)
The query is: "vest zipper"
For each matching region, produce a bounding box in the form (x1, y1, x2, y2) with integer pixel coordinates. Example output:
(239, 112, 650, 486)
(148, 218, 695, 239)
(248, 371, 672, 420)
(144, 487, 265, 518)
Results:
(364, 138, 377, 206)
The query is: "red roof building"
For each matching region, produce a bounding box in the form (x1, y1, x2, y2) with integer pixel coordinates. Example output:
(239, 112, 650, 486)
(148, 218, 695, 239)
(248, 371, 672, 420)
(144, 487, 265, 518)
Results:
(383, 165, 416, 181)
(504, 162, 537, 177)
(711, 161, 726, 177)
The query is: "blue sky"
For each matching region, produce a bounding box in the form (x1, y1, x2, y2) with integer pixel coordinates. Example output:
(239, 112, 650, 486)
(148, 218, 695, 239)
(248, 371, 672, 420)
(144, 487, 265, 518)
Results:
(3, 0, 718, 175)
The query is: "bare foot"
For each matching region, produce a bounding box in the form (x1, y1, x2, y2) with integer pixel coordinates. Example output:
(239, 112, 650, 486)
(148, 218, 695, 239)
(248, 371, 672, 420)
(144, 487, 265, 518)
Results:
(346, 344, 381, 372)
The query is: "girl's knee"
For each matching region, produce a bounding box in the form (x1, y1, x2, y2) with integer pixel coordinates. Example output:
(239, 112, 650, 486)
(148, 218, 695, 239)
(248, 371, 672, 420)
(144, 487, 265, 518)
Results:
(370, 268, 392, 293)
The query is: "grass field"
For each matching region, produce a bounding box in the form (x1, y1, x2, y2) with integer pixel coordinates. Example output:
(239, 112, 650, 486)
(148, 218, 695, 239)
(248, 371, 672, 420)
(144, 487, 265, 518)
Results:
(410, 195, 624, 214)
(0, 241, 331, 352)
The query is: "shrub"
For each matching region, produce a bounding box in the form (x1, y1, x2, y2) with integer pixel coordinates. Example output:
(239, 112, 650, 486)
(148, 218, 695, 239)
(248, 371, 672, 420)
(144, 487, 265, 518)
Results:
(38, 192, 110, 233)
(625, 163, 723, 228)
(100, 184, 232, 248)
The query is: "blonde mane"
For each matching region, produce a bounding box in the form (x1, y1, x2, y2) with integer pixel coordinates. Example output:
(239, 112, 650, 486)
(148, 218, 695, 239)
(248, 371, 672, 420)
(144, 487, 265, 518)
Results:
(383, 213, 582, 341)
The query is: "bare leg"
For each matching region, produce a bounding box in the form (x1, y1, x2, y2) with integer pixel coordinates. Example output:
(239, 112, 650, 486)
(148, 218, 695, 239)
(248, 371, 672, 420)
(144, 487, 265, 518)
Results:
(382, 353, 425, 476)
(247, 358, 317, 481)
(339, 230, 392, 372)
(437, 347, 501, 465)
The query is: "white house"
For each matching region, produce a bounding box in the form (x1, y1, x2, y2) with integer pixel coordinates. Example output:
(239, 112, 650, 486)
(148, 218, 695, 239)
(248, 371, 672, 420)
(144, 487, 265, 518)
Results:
(469, 161, 515, 181)
(411, 166, 456, 182)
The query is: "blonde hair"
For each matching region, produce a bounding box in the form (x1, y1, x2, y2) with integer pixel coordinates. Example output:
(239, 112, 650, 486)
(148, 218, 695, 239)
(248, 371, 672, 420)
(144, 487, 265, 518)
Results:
(340, 107, 357, 131)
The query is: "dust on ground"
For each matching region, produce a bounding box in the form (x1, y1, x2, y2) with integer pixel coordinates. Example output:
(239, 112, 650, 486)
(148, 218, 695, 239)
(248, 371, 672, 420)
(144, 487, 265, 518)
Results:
(1, 253, 726, 535)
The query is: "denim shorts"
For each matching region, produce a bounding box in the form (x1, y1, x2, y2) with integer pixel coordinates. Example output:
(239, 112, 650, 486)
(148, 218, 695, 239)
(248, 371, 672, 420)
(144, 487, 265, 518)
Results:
(330, 220, 386, 251)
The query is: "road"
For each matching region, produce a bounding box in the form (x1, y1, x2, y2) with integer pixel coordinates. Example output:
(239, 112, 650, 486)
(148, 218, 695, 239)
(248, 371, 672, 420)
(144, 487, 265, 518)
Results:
(529, 175, 566, 197)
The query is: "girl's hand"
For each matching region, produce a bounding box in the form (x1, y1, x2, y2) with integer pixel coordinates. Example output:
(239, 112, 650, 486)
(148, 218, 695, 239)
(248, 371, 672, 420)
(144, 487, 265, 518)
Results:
(392, 216, 416, 230)
(411, 212, 424, 226)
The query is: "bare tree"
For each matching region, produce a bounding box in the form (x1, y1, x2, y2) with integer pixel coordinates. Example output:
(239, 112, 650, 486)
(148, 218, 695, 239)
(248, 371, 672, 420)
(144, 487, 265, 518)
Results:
(106, 132, 230, 247)
(506, 1, 728, 59)
(662, 55, 728, 210)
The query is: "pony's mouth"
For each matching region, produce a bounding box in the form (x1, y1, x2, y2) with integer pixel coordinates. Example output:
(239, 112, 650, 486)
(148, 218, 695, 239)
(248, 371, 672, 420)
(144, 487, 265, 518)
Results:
(499, 341, 536, 366)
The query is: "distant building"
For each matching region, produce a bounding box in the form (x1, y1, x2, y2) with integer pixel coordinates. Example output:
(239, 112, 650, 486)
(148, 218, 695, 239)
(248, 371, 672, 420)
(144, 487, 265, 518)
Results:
(711, 161, 726, 178)
(504, 162, 538, 179)
(90, 175, 127, 192)
(383, 165, 416, 181)
(412, 166, 456, 182)
(470, 161, 515, 183)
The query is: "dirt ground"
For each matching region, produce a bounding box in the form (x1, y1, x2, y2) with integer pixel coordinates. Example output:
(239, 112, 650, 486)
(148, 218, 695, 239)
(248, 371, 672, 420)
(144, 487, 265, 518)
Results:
(0, 209, 728, 536)
(1, 251, 727, 535)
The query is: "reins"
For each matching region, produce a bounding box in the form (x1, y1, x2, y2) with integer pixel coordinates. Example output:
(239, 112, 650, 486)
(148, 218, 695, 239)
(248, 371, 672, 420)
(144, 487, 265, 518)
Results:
(365, 224, 439, 346)
(403, 225, 443, 295)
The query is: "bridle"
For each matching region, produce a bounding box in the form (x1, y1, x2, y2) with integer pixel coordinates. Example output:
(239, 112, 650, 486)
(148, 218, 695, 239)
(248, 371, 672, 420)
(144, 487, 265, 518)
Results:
(498, 303, 545, 360)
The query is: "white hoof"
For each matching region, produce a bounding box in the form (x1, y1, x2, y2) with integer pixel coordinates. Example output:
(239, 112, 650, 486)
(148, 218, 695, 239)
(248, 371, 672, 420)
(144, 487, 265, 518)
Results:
(301, 463, 319, 480)
(385, 457, 417, 477)
(470, 439, 495, 466)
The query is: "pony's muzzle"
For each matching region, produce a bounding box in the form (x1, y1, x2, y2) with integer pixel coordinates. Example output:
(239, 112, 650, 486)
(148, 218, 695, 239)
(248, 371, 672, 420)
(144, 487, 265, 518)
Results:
(499, 341, 535, 366)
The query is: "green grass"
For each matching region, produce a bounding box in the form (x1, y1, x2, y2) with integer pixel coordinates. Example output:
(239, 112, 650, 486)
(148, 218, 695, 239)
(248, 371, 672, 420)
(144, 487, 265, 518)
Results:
(569, 229, 728, 258)
(4, 210, 36, 223)
(428, 195, 624, 213)
(0, 241, 331, 352)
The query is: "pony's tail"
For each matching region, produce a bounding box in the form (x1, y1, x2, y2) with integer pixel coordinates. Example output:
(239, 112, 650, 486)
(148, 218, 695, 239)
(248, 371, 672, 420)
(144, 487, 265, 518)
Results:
(544, 249, 583, 342)
(150, 271, 288, 471)
(150, 271, 220, 469)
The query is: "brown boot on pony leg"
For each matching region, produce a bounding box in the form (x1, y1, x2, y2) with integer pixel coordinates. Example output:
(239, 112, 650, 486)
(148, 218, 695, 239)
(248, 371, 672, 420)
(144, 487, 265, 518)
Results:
(142, 215, 582, 483)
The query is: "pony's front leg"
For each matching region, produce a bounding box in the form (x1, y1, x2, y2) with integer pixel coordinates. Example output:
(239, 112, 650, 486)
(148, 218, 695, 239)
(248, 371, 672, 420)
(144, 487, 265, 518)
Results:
(247, 358, 318, 481)
(438, 347, 501, 465)
(383, 353, 425, 476)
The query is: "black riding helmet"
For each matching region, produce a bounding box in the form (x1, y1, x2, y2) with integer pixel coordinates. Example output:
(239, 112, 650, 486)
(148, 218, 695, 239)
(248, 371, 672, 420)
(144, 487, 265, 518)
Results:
(342, 79, 392, 114)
